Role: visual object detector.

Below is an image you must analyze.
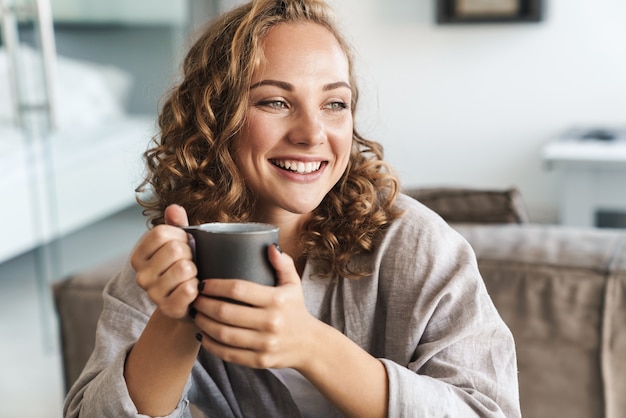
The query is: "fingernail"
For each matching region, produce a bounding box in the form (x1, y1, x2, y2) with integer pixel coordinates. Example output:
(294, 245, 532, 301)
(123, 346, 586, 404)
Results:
(198, 281, 205, 292)
(186, 233, 196, 250)
(195, 332, 203, 342)
(189, 307, 197, 319)
(274, 243, 283, 254)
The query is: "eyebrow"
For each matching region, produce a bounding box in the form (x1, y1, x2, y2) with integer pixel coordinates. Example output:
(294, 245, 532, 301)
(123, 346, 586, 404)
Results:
(250, 80, 351, 92)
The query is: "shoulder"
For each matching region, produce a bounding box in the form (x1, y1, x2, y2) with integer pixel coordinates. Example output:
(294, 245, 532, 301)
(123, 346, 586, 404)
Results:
(392, 192, 445, 225)
(383, 193, 469, 252)
(372, 193, 481, 294)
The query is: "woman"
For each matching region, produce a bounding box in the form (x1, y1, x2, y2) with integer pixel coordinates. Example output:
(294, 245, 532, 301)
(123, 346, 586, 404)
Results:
(64, 1, 521, 417)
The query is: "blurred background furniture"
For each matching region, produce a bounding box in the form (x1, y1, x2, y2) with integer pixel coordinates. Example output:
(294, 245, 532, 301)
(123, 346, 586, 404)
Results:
(543, 127, 626, 228)
(0, 0, 182, 265)
(404, 187, 529, 224)
(52, 187, 626, 418)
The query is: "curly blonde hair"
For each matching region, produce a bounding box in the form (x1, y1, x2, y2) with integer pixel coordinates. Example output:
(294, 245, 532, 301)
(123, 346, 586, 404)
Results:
(137, 0, 401, 278)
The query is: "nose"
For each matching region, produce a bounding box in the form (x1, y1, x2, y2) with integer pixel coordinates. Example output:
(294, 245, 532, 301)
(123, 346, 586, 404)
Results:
(288, 108, 326, 147)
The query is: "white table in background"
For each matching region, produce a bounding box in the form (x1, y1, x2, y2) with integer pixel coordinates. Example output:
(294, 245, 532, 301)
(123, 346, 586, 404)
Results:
(542, 128, 626, 228)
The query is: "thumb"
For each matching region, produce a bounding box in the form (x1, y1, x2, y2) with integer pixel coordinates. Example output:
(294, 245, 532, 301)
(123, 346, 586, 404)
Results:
(268, 244, 300, 286)
(164, 204, 190, 227)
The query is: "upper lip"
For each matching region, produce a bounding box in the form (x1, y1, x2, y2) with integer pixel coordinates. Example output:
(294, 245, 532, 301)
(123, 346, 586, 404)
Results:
(270, 155, 327, 162)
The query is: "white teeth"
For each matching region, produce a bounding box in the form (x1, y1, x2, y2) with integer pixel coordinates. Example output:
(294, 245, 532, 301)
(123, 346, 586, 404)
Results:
(273, 160, 322, 174)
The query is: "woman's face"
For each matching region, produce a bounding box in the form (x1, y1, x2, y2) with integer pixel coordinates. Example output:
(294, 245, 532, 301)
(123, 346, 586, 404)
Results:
(234, 22, 353, 221)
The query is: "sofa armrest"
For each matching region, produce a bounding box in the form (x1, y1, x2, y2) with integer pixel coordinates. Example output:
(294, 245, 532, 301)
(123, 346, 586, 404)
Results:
(454, 224, 626, 418)
(52, 255, 127, 393)
(603, 256, 626, 417)
(52, 255, 206, 418)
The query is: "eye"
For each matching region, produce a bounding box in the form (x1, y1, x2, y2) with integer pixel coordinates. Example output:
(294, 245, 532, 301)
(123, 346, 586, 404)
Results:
(258, 100, 288, 110)
(324, 101, 349, 111)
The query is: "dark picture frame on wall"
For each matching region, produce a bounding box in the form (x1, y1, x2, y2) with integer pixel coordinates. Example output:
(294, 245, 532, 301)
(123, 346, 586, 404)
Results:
(437, 0, 543, 24)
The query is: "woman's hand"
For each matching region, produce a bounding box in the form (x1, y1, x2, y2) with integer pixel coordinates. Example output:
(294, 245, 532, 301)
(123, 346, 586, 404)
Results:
(130, 204, 199, 319)
(191, 244, 389, 418)
(192, 244, 317, 370)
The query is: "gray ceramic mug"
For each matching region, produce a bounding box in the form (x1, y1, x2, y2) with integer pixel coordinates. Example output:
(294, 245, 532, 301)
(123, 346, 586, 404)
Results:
(183, 223, 279, 286)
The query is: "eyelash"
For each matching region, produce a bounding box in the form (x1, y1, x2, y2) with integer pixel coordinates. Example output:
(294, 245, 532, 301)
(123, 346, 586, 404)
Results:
(325, 101, 349, 111)
(257, 100, 349, 111)
(258, 100, 287, 109)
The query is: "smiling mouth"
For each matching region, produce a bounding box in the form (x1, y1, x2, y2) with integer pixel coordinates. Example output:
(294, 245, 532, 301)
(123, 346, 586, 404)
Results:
(271, 159, 324, 174)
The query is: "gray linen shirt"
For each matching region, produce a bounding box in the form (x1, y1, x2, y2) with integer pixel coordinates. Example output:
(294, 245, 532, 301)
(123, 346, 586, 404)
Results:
(64, 194, 521, 417)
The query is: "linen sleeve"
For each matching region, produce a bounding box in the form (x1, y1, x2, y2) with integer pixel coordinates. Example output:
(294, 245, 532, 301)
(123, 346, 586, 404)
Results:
(63, 260, 194, 418)
(376, 200, 521, 417)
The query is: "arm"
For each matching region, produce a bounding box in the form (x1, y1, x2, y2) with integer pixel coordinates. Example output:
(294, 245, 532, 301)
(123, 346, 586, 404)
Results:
(380, 266, 521, 418)
(64, 205, 202, 417)
(296, 317, 389, 418)
(373, 200, 521, 417)
(63, 262, 198, 418)
(124, 309, 200, 415)
(124, 204, 201, 416)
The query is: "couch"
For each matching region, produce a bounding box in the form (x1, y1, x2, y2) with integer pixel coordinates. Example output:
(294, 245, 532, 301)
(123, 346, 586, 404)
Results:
(53, 188, 626, 418)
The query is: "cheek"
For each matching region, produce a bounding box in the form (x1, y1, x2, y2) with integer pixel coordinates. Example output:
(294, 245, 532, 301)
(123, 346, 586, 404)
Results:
(239, 118, 277, 155)
(336, 124, 354, 161)
(340, 139, 352, 164)
(233, 127, 262, 162)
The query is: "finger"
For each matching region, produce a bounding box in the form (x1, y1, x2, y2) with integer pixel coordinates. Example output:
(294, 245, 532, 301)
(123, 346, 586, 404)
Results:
(195, 310, 259, 347)
(194, 314, 280, 369)
(143, 256, 197, 300)
(144, 240, 194, 281)
(131, 224, 189, 269)
(133, 235, 193, 289)
(194, 295, 265, 329)
(268, 244, 300, 286)
(165, 204, 189, 227)
(159, 277, 200, 318)
(196, 331, 275, 369)
(198, 279, 274, 307)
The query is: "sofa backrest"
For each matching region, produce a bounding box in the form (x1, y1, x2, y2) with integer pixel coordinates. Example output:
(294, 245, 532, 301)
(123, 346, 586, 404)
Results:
(404, 187, 529, 224)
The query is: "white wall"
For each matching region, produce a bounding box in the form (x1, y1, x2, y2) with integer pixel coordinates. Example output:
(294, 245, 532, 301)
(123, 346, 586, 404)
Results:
(328, 0, 626, 222)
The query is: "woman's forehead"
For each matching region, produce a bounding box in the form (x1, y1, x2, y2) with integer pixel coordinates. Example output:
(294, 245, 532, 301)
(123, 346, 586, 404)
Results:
(252, 22, 350, 81)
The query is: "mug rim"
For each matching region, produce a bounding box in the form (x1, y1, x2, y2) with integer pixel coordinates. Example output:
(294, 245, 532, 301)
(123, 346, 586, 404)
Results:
(183, 222, 278, 234)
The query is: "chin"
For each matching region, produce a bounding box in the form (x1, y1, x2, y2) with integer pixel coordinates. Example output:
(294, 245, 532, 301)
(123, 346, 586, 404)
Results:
(285, 203, 321, 215)
(281, 197, 325, 215)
